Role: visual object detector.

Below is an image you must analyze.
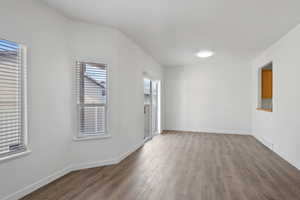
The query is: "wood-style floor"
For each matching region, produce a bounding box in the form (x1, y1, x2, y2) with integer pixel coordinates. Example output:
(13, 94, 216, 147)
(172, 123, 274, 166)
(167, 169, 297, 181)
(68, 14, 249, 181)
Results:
(21, 132, 300, 200)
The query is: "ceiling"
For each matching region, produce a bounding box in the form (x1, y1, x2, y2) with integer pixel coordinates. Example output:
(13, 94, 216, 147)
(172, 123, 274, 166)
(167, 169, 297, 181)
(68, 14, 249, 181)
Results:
(42, 0, 300, 66)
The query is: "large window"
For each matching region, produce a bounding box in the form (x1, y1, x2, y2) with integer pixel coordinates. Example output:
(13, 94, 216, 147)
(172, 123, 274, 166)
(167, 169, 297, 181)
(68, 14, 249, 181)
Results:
(76, 62, 108, 138)
(0, 39, 27, 159)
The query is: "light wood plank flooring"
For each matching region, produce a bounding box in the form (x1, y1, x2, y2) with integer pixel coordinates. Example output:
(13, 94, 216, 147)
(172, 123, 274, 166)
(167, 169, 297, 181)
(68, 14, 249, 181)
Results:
(21, 132, 300, 200)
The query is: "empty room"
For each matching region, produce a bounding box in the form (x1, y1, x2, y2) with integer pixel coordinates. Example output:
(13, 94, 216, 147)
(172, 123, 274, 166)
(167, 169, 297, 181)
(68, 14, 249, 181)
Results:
(1, 0, 300, 199)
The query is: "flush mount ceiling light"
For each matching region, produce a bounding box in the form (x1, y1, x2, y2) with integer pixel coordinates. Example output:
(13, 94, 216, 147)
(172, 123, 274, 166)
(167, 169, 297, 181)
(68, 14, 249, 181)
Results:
(196, 50, 214, 58)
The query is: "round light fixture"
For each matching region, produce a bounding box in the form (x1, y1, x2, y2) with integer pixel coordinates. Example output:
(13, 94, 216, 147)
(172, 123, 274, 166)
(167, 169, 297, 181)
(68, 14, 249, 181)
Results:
(196, 50, 214, 58)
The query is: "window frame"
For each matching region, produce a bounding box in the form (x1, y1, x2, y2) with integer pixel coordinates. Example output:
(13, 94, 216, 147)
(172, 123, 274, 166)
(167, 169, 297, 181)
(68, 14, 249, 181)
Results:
(0, 39, 29, 162)
(75, 61, 110, 140)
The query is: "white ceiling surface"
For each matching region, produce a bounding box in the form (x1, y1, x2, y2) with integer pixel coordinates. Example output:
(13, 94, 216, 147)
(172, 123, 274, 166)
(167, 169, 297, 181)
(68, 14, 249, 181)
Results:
(42, 0, 300, 66)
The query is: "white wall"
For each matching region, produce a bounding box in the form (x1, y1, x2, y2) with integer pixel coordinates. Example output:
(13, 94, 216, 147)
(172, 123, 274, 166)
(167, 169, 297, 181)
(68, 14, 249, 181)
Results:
(164, 55, 252, 134)
(0, 0, 163, 199)
(67, 21, 121, 168)
(68, 21, 163, 168)
(0, 1, 72, 199)
(3, 0, 299, 199)
(252, 23, 300, 170)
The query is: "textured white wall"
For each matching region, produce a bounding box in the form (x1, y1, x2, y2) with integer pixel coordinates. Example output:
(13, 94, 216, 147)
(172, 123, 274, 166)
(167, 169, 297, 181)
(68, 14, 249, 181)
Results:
(164, 55, 252, 134)
(0, 0, 163, 199)
(252, 23, 300, 170)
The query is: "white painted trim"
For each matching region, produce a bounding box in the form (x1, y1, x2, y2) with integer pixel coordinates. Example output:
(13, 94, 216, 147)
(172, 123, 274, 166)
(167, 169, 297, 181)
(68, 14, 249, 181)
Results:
(118, 140, 145, 162)
(73, 134, 112, 141)
(143, 136, 152, 143)
(4, 135, 300, 200)
(2, 166, 71, 200)
(163, 129, 250, 135)
(71, 140, 144, 171)
(70, 158, 118, 171)
(0, 150, 31, 163)
(1, 140, 145, 200)
(254, 135, 274, 150)
(253, 135, 300, 171)
(152, 132, 160, 136)
(21, 45, 29, 152)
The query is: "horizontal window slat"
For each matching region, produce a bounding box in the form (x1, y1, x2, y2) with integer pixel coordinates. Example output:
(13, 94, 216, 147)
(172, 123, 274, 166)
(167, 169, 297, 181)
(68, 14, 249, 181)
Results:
(79, 104, 106, 107)
(0, 146, 26, 156)
(0, 123, 21, 130)
(0, 90, 19, 93)
(0, 81, 19, 86)
(0, 57, 20, 65)
(0, 95, 20, 99)
(0, 118, 21, 122)
(0, 138, 21, 145)
(0, 112, 21, 115)
(0, 121, 21, 127)
(0, 85, 19, 89)
(0, 104, 20, 108)
(0, 41, 19, 50)
(0, 69, 20, 76)
(0, 108, 21, 111)
(0, 59, 18, 64)
(0, 130, 20, 136)
(0, 64, 20, 71)
(0, 131, 20, 137)
(0, 53, 18, 60)
(0, 49, 18, 55)
(0, 62, 19, 68)
(0, 117, 20, 122)
(0, 108, 20, 112)
(0, 73, 19, 79)
(0, 93, 20, 96)
(0, 144, 22, 150)
(0, 49, 20, 57)
(0, 137, 21, 146)
(0, 77, 19, 82)
(0, 134, 20, 141)
(0, 127, 20, 134)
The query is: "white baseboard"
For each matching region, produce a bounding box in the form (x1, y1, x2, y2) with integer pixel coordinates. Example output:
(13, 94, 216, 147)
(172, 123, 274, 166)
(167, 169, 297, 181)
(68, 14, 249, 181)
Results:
(253, 135, 300, 171)
(117, 140, 145, 163)
(163, 129, 250, 135)
(3, 166, 71, 200)
(70, 140, 145, 171)
(70, 158, 119, 172)
(254, 135, 274, 150)
(2, 140, 145, 200)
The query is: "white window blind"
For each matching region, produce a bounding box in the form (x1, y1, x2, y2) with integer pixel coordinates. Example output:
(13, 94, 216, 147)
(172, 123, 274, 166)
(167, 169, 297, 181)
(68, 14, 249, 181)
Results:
(77, 62, 108, 137)
(0, 39, 27, 158)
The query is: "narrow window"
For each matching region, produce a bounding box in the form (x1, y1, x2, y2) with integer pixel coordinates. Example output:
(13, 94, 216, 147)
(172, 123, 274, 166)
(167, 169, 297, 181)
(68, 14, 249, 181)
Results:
(76, 62, 108, 138)
(257, 62, 273, 112)
(0, 39, 27, 159)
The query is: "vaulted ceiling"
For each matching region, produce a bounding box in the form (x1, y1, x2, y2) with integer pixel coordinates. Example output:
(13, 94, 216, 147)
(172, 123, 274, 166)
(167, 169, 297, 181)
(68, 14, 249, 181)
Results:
(42, 0, 300, 66)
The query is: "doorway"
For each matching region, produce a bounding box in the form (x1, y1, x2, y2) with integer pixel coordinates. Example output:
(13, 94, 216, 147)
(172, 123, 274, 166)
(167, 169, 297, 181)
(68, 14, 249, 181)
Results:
(144, 78, 161, 141)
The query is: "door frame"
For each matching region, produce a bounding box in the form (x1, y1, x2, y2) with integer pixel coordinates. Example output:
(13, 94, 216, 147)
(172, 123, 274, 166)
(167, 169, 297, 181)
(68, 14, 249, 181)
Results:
(143, 76, 161, 142)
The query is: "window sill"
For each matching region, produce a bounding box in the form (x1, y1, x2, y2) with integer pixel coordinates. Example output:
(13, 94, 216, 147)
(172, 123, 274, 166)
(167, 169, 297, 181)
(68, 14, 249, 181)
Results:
(256, 108, 273, 112)
(0, 150, 31, 163)
(73, 134, 112, 141)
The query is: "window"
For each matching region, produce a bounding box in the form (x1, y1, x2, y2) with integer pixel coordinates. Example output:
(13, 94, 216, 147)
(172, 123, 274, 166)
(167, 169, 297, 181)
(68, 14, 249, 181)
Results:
(0, 39, 27, 159)
(257, 62, 273, 112)
(76, 62, 108, 138)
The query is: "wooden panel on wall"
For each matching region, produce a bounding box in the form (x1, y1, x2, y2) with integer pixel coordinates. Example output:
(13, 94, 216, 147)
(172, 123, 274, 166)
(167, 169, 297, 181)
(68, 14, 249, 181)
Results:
(261, 69, 272, 99)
